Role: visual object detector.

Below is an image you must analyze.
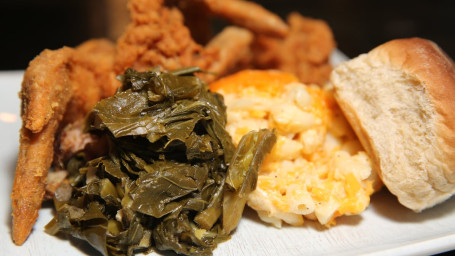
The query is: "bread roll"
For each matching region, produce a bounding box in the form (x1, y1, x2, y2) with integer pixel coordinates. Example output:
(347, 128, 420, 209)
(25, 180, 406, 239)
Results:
(330, 38, 455, 212)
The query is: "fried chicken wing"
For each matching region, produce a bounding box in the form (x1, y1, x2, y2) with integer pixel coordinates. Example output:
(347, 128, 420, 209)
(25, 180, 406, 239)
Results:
(203, 26, 254, 76)
(20, 48, 74, 133)
(12, 39, 117, 245)
(252, 13, 336, 85)
(114, 0, 206, 74)
(63, 39, 118, 125)
(200, 0, 289, 37)
(279, 13, 336, 85)
(167, 0, 213, 44)
(12, 47, 74, 245)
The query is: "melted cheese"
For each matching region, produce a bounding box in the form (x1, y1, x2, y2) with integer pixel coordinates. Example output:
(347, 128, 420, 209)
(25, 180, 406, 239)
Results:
(210, 70, 377, 227)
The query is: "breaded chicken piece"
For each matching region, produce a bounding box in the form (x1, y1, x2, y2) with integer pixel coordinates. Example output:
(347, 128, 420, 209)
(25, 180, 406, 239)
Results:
(202, 26, 254, 77)
(19, 48, 74, 134)
(12, 39, 118, 245)
(114, 0, 207, 74)
(252, 13, 336, 85)
(168, 0, 289, 43)
(63, 39, 119, 125)
(12, 47, 74, 245)
(167, 0, 213, 44)
(200, 0, 289, 37)
(114, 0, 285, 82)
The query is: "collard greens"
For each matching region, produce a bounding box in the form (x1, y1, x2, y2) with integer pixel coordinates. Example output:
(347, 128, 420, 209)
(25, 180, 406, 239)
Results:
(45, 68, 276, 256)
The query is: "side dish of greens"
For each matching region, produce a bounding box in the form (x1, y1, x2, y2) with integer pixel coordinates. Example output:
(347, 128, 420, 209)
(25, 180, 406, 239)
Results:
(45, 68, 276, 256)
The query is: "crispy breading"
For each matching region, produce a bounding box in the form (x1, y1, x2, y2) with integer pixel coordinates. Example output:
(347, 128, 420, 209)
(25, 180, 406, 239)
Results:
(203, 26, 254, 76)
(114, 0, 207, 74)
(12, 39, 118, 245)
(200, 0, 289, 37)
(12, 47, 74, 245)
(168, 0, 213, 44)
(20, 48, 74, 133)
(251, 13, 336, 85)
(280, 13, 336, 85)
(64, 39, 118, 125)
(114, 0, 287, 81)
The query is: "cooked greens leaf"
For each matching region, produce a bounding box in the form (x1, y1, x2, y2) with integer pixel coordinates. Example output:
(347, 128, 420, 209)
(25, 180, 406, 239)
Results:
(46, 68, 276, 256)
(222, 129, 276, 234)
(129, 162, 208, 218)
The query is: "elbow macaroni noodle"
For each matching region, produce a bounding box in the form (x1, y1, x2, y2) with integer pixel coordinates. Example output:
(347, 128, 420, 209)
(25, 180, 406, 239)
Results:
(212, 70, 377, 227)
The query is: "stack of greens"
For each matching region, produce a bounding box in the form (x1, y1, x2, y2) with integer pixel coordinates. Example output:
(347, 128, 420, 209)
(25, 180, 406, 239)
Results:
(45, 68, 276, 256)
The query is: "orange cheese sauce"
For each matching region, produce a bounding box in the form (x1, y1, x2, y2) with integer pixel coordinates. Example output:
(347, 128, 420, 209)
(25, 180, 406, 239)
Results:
(211, 70, 377, 227)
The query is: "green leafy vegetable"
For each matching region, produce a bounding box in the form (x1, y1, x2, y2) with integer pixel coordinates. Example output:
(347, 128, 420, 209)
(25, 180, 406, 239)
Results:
(222, 129, 276, 234)
(45, 67, 276, 256)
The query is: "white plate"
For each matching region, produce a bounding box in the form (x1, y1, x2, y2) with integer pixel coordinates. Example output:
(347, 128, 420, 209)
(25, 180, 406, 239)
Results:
(1, 63, 455, 256)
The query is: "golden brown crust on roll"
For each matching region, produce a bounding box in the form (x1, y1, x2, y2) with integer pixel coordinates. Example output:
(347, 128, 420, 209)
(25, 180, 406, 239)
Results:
(330, 38, 455, 212)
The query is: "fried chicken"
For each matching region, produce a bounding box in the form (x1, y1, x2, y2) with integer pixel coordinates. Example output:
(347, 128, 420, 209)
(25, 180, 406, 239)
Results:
(12, 47, 74, 245)
(251, 13, 336, 85)
(114, 0, 286, 82)
(12, 39, 117, 245)
(200, 0, 289, 37)
(114, 0, 207, 74)
(64, 39, 118, 125)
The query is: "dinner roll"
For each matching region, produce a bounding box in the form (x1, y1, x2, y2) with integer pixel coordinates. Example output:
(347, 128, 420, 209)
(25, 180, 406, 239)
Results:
(330, 38, 455, 212)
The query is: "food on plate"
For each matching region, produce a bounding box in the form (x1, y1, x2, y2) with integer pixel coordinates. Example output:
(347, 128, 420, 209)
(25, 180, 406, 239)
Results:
(11, 39, 118, 246)
(11, 0, 336, 247)
(62, 39, 119, 125)
(210, 70, 381, 227)
(12, 47, 74, 246)
(196, 0, 289, 37)
(113, 0, 335, 83)
(250, 13, 336, 85)
(330, 38, 455, 212)
(113, 0, 287, 81)
(44, 67, 276, 255)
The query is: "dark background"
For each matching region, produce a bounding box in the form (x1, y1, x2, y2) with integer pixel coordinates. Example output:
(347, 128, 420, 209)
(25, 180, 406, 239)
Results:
(0, 0, 454, 70)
